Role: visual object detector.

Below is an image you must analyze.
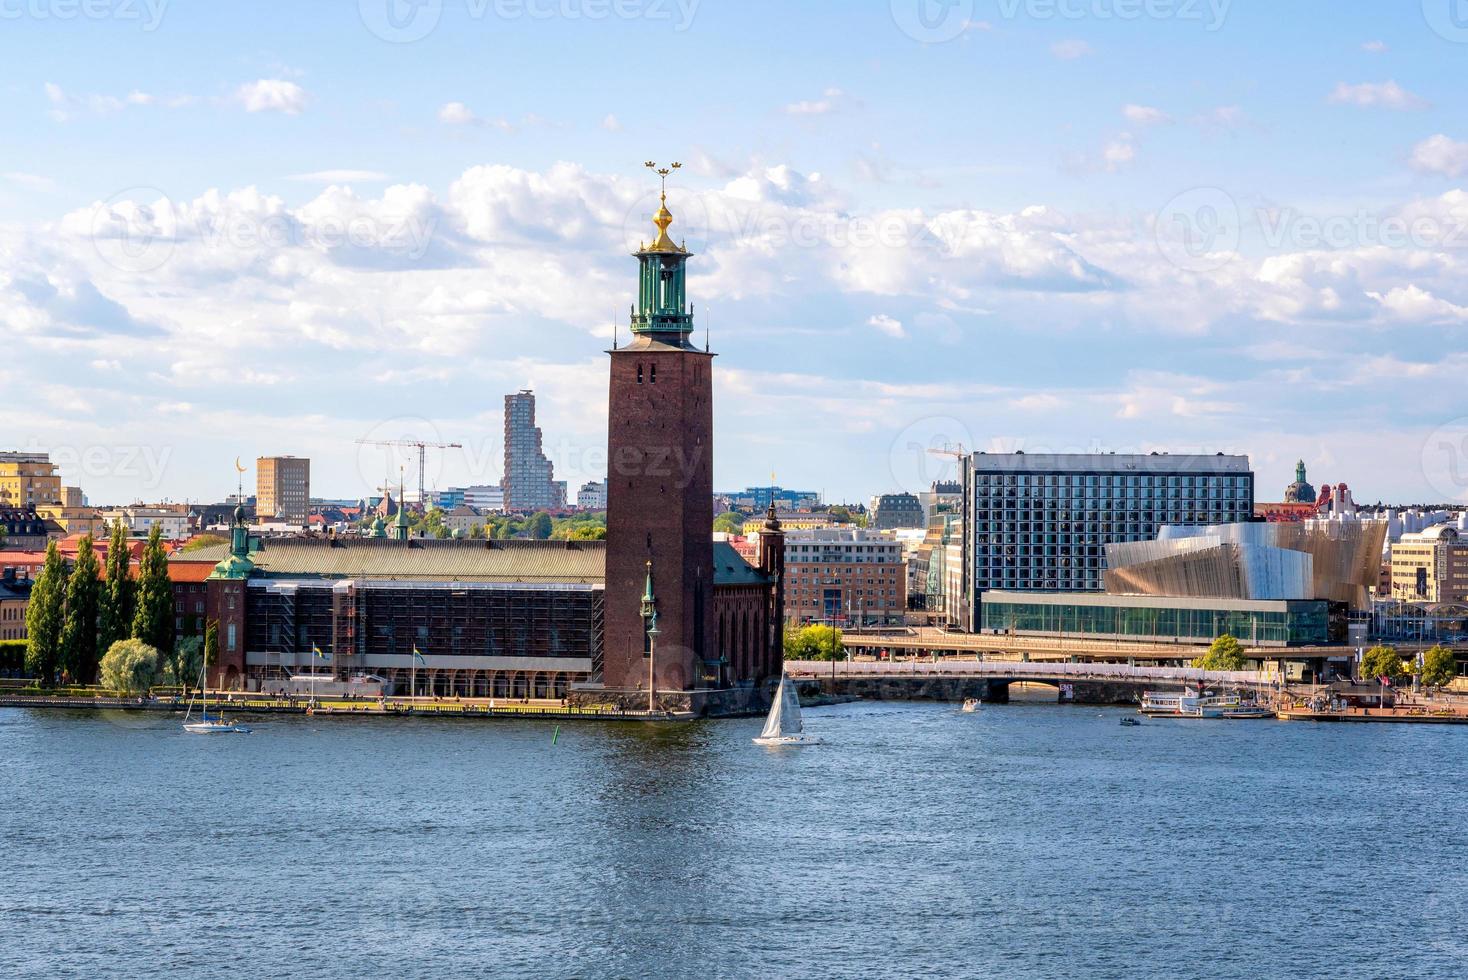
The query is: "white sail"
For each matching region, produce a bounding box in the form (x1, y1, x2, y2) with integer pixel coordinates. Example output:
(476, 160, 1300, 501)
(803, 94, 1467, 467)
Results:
(778, 676, 804, 737)
(758, 677, 789, 740)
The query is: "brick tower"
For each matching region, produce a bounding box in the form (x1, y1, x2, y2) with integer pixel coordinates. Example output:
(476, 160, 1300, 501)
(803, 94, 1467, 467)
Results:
(603, 165, 716, 695)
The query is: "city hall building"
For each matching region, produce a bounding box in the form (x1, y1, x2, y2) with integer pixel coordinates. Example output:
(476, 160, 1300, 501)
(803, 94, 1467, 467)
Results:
(177, 184, 786, 709)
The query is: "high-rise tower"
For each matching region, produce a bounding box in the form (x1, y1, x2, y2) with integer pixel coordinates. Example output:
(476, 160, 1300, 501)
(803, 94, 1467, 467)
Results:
(602, 165, 716, 694)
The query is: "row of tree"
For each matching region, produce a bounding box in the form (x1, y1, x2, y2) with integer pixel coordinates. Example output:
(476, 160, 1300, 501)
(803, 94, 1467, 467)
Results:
(1197, 634, 1460, 688)
(24, 523, 175, 686)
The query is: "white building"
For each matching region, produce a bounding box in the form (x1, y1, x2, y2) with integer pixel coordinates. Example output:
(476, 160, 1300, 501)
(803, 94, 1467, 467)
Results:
(100, 507, 190, 539)
(463, 485, 505, 513)
(576, 480, 608, 511)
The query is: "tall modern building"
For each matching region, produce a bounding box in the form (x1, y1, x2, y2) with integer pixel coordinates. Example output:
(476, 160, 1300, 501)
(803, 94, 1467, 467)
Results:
(256, 456, 310, 525)
(501, 390, 560, 512)
(960, 452, 1255, 626)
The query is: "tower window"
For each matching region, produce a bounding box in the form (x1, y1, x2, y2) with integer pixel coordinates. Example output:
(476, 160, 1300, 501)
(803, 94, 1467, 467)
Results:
(637, 364, 644, 384)
(650, 364, 657, 384)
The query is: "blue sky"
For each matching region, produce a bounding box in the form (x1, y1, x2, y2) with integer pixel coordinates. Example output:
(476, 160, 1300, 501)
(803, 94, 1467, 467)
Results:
(4, 1, 1468, 506)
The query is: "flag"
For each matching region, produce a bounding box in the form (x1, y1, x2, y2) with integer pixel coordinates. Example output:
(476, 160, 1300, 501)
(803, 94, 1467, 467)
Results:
(1379, 675, 1392, 687)
(412, 645, 426, 666)
(313, 644, 331, 661)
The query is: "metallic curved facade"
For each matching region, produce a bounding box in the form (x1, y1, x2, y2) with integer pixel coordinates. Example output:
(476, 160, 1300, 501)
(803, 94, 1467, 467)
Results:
(1103, 520, 1386, 610)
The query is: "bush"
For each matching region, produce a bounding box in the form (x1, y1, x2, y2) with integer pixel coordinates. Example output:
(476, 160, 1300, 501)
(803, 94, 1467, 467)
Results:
(1193, 633, 1247, 672)
(0, 638, 27, 674)
(1421, 645, 1457, 689)
(786, 624, 843, 661)
(1361, 645, 1407, 684)
(99, 639, 160, 695)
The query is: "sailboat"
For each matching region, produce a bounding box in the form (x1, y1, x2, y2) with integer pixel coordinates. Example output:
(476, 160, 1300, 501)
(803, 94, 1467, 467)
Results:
(183, 657, 250, 734)
(753, 675, 820, 746)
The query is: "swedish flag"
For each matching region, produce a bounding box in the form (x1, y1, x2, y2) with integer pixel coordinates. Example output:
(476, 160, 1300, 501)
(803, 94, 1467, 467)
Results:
(312, 645, 331, 661)
(412, 645, 426, 666)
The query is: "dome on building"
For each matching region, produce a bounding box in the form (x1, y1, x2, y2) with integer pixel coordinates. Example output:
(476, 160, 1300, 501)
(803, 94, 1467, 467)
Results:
(1283, 460, 1316, 504)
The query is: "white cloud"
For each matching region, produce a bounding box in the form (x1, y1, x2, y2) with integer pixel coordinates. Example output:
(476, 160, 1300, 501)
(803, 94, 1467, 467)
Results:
(3, 172, 56, 191)
(600, 113, 622, 132)
(287, 170, 390, 183)
(784, 87, 847, 116)
(866, 313, 905, 338)
(1122, 104, 1170, 126)
(1101, 134, 1136, 172)
(1050, 40, 1092, 60)
(1366, 284, 1468, 323)
(1361, 40, 1388, 53)
(1409, 134, 1468, 178)
(1328, 80, 1427, 110)
(44, 82, 156, 121)
(235, 79, 308, 115)
(438, 101, 513, 130)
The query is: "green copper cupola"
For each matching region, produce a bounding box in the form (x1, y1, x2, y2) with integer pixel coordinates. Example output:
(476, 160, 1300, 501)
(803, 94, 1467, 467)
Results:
(632, 162, 693, 339)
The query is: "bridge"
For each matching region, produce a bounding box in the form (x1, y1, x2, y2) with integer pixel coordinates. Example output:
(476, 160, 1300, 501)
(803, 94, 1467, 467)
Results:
(783, 658, 1275, 706)
(835, 626, 1356, 664)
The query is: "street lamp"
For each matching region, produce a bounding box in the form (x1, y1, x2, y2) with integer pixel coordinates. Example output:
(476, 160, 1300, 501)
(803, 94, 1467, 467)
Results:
(640, 560, 658, 714)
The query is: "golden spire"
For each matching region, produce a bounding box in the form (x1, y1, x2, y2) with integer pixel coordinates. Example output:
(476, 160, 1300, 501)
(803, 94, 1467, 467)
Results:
(644, 161, 684, 253)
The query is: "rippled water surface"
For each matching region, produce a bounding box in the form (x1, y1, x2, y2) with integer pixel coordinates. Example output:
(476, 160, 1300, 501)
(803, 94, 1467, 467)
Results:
(2, 702, 1465, 979)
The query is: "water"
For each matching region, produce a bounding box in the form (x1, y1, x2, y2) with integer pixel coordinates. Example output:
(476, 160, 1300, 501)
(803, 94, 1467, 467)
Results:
(2, 702, 1464, 979)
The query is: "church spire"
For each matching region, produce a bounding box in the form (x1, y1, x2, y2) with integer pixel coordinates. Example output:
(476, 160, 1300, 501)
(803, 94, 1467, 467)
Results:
(633, 161, 694, 341)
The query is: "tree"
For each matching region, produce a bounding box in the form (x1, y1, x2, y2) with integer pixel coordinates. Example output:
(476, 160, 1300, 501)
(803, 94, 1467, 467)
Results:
(1193, 633, 1247, 672)
(99, 639, 159, 695)
(131, 525, 174, 657)
(1361, 645, 1407, 684)
(526, 511, 553, 540)
(203, 620, 218, 671)
(99, 520, 135, 655)
(785, 623, 843, 661)
(1421, 645, 1457, 689)
(180, 533, 229, 553)
(24, 541, 65, 684)
(469, 523, 486, 539)
(713, 511, 745, 534)
(59, 534, 101, 684)
(162, 636, 204, 688)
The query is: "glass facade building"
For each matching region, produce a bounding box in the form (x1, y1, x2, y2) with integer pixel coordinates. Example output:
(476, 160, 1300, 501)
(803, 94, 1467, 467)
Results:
(964, 453, 1255, 598)
(980, 592, 1328, 647)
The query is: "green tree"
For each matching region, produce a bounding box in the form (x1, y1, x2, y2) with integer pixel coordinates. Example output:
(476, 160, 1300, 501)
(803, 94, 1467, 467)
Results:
(468, 523, 486, 539)
(180, 533, 229, 553)
(24, 541, 65, 684)
(526, 511, 553, 540)
(0, 638, 28, 674)
(785, 623, 843, 661)
(131, 525, 175, 656)
(1193, 633, 1247, 672)
(203, 619, 218, 672)
(162, 635, 204, 687)
(99, 520, 135, 655)
(713, 511, 745, 534)
(59, 533, 101, 684)
(99, 639, 159, 695)
(1361, 645, 1407, 684)
(1421, 645, 1457, 689)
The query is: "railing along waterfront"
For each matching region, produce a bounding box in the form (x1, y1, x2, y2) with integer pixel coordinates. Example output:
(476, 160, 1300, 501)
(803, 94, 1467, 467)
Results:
(783, 659, 1266, 686)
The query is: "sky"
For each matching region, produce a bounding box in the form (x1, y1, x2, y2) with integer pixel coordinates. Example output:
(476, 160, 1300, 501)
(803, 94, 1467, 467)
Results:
(4, 1, 1468, 507)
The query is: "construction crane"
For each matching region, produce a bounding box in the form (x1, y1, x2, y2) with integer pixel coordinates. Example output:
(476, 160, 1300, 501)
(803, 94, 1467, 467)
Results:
(356, 439, 463, 506)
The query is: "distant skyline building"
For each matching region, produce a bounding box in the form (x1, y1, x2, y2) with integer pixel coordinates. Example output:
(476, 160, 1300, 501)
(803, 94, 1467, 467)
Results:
(870, 492, 925, 530)
(502, 390, 561, 512)
(718, 485, 820, 512)
(0, 452, 61, 509)
(463, 484, 505, 513)
(1283, 460, 1317, 504)
(256, 456, 310, 525)
(961, 452, 1256, 626)
(576, 480, 607, 511)
(781, 528, 906, 626)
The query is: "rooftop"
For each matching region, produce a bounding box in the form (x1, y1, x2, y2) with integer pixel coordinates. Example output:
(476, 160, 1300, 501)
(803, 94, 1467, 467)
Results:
(969, 452, 1251, 475)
